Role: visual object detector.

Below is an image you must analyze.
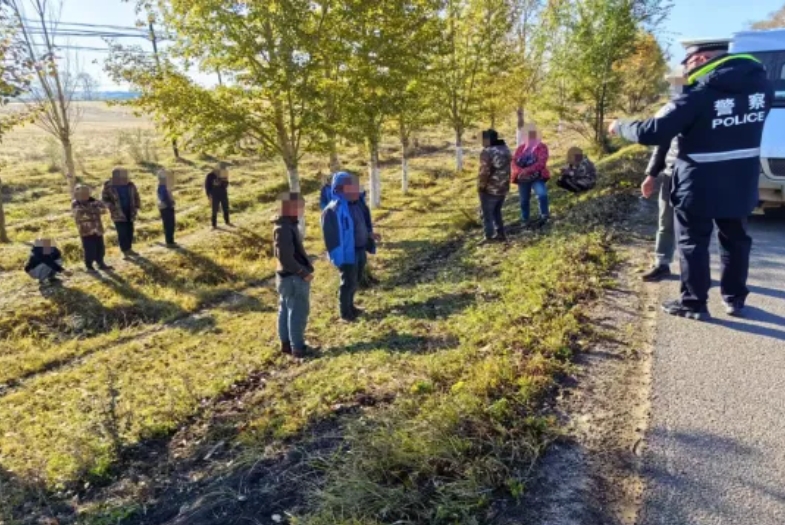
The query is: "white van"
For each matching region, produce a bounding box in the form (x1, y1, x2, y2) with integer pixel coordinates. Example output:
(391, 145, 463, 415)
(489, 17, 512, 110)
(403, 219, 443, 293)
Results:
(730, 30, 785, 210)
(680, 32, 785, 210)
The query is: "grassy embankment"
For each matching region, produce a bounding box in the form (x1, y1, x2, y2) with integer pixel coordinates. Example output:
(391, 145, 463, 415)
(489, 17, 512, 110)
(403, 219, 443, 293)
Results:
(0, 104, 649, 524)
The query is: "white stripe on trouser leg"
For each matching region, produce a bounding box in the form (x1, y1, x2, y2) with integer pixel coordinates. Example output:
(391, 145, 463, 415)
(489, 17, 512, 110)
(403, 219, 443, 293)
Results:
(687, 148, 760, 163)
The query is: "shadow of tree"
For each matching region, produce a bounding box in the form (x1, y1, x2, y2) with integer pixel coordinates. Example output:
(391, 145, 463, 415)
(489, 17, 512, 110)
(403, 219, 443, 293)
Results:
(326, 332, 460, 357)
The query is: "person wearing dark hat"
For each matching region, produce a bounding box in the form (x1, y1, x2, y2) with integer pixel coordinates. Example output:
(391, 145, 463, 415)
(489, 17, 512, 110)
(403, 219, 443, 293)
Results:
(477, 129, 512, 242)
(609, 42, 773, 320)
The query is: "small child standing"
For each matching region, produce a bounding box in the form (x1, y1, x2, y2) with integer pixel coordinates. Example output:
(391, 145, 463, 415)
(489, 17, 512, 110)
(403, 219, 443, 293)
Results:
(24, 238, 70, 284)
(157, 169, 177, 247)
(72, 184, 112, 274)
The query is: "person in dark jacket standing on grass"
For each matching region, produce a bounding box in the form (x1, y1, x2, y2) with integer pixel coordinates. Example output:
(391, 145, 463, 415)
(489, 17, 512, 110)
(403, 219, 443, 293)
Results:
(205, 163, 231, 229)
(157, 169, 177, 247)
(640, 66, 690, 283)
(477, 129, 512, 243)
(102, 167, 141, 259)
(72, 184, 112, 273)
(24, 238, 70, 284)
(321, 172, 380, 322)
(274, 192, 315, 358)
(610, 43, 773, 320)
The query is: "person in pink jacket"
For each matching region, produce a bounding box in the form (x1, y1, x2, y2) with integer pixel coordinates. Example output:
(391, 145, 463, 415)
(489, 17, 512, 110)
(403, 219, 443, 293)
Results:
(511, 125, 551, 228)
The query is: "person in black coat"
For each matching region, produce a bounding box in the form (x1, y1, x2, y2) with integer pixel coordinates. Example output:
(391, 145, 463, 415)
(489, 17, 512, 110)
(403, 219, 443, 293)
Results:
(205, 163, 231, 228)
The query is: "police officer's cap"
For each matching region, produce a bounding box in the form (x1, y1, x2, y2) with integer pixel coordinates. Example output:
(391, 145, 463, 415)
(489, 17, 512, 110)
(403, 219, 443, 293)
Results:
(681, 42, 729, 65)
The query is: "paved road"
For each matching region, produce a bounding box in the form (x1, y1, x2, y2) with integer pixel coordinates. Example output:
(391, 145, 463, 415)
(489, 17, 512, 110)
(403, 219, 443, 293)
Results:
(640, 216, 785, 525)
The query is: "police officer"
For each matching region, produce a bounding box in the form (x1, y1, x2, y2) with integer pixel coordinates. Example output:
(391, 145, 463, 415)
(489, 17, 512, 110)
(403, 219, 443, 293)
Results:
(609, 43, 773, 320)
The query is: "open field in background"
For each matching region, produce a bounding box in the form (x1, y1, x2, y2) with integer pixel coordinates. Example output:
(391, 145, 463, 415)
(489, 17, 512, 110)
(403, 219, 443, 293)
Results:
(0, 103, 649, 524)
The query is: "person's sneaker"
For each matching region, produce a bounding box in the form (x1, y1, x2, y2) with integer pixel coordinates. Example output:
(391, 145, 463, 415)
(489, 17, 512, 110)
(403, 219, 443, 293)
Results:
(86, 267, 99, 275)
(165, 242, 179, 249)
(661, 300, 709, 321)
(98, 263, 114, 271)
(536, 216, 550, 228)
(281, 341, 293, 355)
(642, 265, 671, 282)
(723, 300, 745, 317)
(340, 314, 358, 323)
(492, 232, 508, 243)
(352, 306, 365, 318)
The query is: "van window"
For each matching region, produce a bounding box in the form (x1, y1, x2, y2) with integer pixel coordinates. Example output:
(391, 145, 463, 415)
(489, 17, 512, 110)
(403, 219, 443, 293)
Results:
(749, 51, 785, 107)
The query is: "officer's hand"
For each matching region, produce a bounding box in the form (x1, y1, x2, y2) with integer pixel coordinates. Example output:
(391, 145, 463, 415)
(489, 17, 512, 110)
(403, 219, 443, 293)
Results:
(304, 273, 314, 283)
(372, 232, 382, 242)
(607, 120, 619, 137)
(641, 176, 656, 199)
(63, 270, 73, 277)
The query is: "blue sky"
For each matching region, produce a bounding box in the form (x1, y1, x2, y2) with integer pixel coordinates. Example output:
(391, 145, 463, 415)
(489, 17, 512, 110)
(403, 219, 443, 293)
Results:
(60, 0, 785, 89)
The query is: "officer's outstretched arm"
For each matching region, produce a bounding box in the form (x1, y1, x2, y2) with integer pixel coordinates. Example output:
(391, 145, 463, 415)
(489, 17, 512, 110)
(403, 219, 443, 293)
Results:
(615, 92, 699, 146)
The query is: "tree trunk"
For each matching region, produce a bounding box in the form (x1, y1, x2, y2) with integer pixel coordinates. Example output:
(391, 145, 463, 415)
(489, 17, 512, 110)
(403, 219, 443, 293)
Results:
(455, 128, 464, 172)
(400, 124, 410, 195)
(62, 136, 77, 193)
(369, 139, 381, 209)
(329, 135, 341, 173)
(0, 178, 9, 243)
(285, 162, 306, 239)
(172, 139, 180, 159)
(516, 107, 525, 146)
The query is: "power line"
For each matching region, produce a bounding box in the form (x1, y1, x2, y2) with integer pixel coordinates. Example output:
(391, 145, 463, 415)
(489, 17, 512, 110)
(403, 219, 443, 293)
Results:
(19, 18, 148, 33)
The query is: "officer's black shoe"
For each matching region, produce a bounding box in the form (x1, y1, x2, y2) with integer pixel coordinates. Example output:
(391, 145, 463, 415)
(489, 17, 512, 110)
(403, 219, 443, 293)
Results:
(723, 300, 745, 317)
(661, 300, 709, 321)
(642, 265, 671, 282)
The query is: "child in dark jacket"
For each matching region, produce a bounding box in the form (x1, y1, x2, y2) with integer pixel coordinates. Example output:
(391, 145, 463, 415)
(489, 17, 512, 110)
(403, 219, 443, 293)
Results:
(157, 169, 177, 247)
(24, 238, 70, 284)
(205, 163, 231, 228)
(73, 185, 112, 273)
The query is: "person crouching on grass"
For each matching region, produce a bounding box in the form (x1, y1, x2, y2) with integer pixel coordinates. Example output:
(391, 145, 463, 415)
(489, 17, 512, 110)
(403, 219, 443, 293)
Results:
(102, 167, 141, 259)
(72, 184, 112, 274)
(274, 192, 315, 358)
(557, 147, 597, 194)
(321, 172, 381, 322)
(157, 169, 178, 248)
(24, 238, 70, 285)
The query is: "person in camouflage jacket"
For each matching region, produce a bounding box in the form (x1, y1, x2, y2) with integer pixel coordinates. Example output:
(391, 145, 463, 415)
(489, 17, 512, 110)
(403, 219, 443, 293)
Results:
(477, 129, 512, 242)
(73, 185, 112, 272)
(557, 147, 597, 193)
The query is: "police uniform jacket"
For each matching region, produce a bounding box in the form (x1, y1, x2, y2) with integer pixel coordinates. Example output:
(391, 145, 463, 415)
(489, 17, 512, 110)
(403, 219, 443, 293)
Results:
(617, 54, 774, 219)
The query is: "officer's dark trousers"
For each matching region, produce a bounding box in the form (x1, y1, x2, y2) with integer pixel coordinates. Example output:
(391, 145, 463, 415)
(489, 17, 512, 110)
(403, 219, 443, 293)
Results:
(211, 193, 230, 227)
(674, 209, 752, 308)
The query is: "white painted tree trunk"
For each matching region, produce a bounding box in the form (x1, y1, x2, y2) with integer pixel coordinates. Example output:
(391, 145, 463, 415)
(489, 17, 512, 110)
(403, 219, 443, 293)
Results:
(401, 156, 409, 195)
(62, 137, 77, 194)
(455, 129, 464, 172)
(286, 164, 306, 239)
(329, 136, 341, 173)
(0, 177, 9, 243)
(369, 142, 381, 209)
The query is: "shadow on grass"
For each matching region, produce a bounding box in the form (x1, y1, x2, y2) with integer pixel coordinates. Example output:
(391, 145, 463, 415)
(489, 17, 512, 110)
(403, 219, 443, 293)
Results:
(326, 332, 460, 357)
(369, 291, 477, 321)
(170, 246, 239, 285)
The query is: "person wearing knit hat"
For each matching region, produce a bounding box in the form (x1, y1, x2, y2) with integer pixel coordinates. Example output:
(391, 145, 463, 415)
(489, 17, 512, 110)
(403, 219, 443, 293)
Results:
(321, 171, 381, 322)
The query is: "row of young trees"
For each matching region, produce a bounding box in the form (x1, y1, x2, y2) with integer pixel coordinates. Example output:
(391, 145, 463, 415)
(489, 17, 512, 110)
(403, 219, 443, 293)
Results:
(106, 0, 669, 211)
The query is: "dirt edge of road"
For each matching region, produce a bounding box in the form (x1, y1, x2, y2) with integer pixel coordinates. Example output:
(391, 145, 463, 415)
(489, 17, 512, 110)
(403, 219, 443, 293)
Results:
(505, 202, 660, 525)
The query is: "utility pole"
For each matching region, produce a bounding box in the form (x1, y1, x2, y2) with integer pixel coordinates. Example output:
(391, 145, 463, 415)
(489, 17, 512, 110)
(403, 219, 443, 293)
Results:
(149, 19, 180, 159)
